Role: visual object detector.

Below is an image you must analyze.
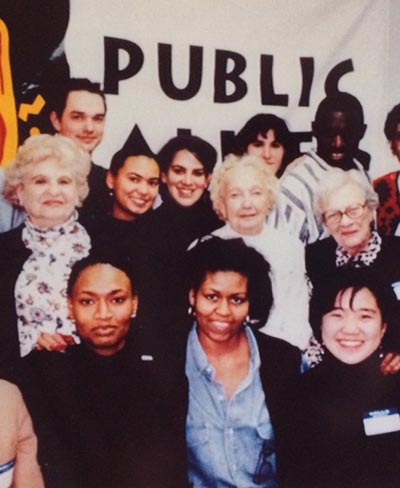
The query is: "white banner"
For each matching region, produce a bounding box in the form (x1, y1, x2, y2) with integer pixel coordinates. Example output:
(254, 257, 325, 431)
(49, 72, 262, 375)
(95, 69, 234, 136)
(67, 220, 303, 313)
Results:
(64, 0, 399, 177)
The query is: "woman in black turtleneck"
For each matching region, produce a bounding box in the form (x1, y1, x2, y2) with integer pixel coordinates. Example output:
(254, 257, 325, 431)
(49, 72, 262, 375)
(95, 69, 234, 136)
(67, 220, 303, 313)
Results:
(143, 135, 223, 325)
(282, 270, 400, 488)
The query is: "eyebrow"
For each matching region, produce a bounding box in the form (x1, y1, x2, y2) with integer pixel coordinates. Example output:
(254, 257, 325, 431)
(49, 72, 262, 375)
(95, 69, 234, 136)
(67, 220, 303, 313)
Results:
(127, 172, 160, 182)
(69, 110, 105, 117)
(76, 289, 126, 296)
(331, 306, 376, 313)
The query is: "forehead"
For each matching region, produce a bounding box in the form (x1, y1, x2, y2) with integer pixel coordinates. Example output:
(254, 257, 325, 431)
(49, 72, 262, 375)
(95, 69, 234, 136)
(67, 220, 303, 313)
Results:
(224, 165, 263, 189)
(25, 159, 73, 178)
(170, 149, 204, 170)
(73, 264, 132, 295)
(324, 182, 365, 209)
(256, 129, 276, 141)
(317, 110, 355, 131)
(334, 287, 379, 311)
(201, 270, 248, 291)
(64, 90, 106, 115)
(120, 156, 160, 177)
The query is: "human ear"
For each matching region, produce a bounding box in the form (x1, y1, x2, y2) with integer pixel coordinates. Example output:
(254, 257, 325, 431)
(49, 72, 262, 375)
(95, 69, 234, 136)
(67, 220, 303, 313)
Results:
(106, 171, 115, 190)
(50, 111, 61, 132)
(67, 298, 74, 320)
(189, 289, 196, 307)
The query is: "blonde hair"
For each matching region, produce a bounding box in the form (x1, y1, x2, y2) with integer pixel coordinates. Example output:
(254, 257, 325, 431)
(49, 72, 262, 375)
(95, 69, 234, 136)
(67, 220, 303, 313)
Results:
(314, 168, 379, 223)
(209, 153, 278, 219)
(4, 134, 91, 207)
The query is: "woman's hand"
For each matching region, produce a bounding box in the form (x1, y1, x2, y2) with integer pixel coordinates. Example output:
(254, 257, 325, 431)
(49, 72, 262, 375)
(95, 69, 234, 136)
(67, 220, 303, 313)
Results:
(380, 352, 400, 375)
(36, 333, 76, 352)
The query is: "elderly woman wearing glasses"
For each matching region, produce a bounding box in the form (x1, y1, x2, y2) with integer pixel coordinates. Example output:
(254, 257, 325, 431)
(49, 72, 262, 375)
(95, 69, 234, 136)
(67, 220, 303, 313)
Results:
(306, 168, 400, 367)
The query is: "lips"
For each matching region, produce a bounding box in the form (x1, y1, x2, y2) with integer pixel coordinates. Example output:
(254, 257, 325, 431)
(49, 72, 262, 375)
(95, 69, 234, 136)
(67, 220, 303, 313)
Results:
(338, 339, 364, 348)
(330, 152, 345, 161)
(93, 326, 117, 337)
(211, 320, 231, 330)
(130, 196, 150, 207)
(43, 200, 64, 206)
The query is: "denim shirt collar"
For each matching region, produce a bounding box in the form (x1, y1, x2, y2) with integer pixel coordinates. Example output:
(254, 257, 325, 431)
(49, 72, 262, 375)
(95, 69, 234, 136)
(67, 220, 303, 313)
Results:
(186, 323, 260, 384)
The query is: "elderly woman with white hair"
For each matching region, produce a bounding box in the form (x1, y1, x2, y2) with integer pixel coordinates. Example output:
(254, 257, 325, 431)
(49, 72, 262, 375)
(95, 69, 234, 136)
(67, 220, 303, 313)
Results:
(0, 134, 91, 364)
(206, 154, 312, 350)
(306, 167, 400, 366)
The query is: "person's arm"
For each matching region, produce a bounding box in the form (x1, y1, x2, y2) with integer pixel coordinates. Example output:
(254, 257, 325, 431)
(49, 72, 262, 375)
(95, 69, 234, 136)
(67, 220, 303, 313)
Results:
(380, 352, 400, 375)
(8, 384, 45, 488)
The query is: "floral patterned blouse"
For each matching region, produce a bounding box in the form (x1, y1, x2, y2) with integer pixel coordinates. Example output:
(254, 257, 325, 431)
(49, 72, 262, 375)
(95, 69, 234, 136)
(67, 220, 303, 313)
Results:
(15, 213, 91, 356)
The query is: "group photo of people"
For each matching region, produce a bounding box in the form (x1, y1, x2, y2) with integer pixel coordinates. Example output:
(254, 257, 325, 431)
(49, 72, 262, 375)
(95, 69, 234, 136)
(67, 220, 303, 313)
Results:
(1, 1, 400, 487)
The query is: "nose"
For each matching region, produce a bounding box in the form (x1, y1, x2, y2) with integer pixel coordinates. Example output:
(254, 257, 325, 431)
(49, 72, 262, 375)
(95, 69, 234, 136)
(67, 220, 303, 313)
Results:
(341, 315, 359, 334)
(94, 299, 112, 320)
(47, 181, 62, 196)
(216, 298, 231, 317)
(332, 134, 344, 149)
(182, 172, 193, 186)
(83, 117, 94, 133)
(137, 180, 150, 196)
(262, 145, 271, 160)
(241, 193, 253, 208)
(339, 212, 353, 226)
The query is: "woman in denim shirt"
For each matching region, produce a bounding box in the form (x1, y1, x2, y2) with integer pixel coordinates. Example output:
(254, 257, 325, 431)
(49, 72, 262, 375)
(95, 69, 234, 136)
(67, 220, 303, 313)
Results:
(185, 237, 300, 487)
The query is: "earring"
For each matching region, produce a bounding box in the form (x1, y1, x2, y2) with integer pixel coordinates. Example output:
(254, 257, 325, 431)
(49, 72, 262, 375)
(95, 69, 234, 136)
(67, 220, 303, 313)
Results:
(131, 311, 136, 318)
(188, 306, 195, 316)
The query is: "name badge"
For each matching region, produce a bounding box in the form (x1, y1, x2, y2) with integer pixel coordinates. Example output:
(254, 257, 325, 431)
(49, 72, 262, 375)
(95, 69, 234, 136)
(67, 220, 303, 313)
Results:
(363, 408, 400, 436)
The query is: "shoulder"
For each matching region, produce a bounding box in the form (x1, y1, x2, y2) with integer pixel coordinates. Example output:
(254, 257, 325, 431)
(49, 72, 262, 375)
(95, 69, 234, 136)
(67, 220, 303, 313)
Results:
(306, 236, 336, 259)
(254, 330, 301, 370)
(379, 234, 400, 253)
(374, 171, 399, 187)
(90, 162, 107, 177)
(0, 225, 27, 264)
(0, 378, 21, 398)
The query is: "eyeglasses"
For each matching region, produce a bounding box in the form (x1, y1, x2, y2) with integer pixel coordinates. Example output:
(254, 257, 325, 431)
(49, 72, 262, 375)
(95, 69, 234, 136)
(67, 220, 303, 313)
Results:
(323, 203, 366, 225)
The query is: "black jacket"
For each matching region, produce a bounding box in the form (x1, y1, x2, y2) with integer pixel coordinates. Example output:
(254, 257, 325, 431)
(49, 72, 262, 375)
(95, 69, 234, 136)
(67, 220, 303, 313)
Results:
(10, 334, 189, 488)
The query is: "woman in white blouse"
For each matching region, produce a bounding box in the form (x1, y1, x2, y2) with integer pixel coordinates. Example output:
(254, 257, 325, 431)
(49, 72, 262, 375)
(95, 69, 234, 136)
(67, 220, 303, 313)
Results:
(207, 154, 311, 350)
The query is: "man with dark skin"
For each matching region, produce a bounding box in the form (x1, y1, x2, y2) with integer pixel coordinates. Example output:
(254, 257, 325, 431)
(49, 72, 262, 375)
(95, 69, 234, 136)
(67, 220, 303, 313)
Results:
(272, 92, 370, 244)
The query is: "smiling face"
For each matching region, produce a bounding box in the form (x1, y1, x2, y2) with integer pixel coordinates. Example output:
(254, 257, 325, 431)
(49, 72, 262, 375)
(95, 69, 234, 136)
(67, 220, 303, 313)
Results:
(322, 182, 373, 255)
(190, 271, 249, 348)
(107, 156, 160, 221)
(50, 90, 106, 154)
(219, 166, 272, 235)
(68, 264, 138, 356)
(16, 159, 79, 228)
(314, 110, 363, 168)
(322, 287, 386, 364)
(162, 149, 209, 207)
(246, 129, 285, 176)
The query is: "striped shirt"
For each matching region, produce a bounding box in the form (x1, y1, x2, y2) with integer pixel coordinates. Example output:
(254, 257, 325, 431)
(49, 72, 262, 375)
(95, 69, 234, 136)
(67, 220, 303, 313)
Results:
(269, 149, 370, 244)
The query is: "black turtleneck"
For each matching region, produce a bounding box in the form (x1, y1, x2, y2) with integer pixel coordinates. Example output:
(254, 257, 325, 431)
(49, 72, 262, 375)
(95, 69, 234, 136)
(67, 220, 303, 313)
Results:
(282, 350, 400, 488)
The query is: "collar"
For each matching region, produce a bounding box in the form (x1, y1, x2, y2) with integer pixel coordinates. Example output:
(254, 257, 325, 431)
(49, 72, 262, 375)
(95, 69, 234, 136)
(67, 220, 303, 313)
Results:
(336, 230, 381, 267)
(186, 323, 260, 380)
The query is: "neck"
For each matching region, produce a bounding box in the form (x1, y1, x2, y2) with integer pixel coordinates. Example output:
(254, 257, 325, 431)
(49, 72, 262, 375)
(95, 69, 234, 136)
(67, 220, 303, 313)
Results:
(198, 327, 247, 358)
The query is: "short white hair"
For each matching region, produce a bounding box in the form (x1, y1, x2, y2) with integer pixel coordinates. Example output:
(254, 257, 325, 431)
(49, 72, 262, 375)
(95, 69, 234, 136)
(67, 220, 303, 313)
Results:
(209, 153, 278, 219)
(4, 134, 91, 207)
(314, 168, 379, 223)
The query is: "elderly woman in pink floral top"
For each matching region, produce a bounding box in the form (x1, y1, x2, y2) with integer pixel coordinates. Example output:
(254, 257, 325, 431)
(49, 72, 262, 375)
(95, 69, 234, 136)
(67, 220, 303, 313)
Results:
(0, 134, 91, 363)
